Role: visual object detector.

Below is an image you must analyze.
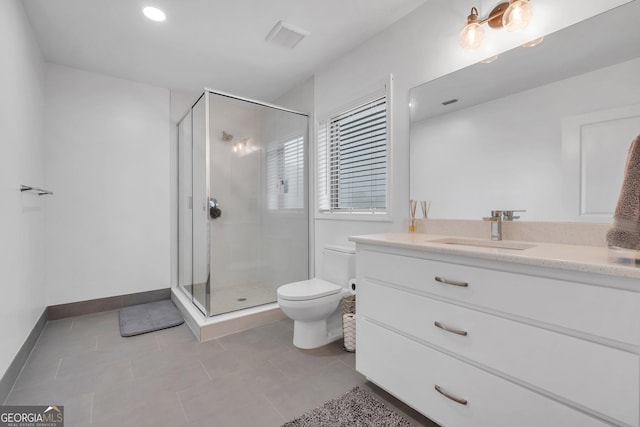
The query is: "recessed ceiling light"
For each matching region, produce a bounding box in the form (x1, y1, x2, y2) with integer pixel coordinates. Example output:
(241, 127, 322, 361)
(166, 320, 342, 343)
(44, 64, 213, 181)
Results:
(143, 6, 166, 22)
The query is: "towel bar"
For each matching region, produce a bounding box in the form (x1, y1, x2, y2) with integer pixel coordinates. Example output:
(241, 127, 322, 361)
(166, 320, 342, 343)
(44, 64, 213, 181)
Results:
(20, 185, 53, 196)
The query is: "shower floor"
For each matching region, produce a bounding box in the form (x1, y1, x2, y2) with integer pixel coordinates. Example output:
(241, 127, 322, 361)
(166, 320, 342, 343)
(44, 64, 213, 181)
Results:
(185, 282, 278, 316)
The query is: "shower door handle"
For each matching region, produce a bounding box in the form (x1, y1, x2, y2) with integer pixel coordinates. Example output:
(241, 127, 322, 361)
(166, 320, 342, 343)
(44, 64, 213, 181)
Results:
(209, 197, 222, 219)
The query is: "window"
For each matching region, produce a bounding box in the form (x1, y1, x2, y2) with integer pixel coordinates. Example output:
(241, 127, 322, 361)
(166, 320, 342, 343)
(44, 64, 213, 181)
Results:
(317, 84, 390, 216)
(266, 135, 305, 211)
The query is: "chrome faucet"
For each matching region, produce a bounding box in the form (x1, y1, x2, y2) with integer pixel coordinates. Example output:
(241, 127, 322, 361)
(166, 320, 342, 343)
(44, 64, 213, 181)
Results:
(483, 210, 504, 241)
(482, 210, 525, 241)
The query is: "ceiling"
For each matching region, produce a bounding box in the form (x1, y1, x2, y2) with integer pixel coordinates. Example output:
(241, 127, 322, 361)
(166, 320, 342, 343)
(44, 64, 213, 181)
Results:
(21, 0, 426, 102)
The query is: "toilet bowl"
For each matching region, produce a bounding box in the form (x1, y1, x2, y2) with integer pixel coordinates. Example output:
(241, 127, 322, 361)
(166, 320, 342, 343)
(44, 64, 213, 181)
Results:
(277, 244, 355, 349)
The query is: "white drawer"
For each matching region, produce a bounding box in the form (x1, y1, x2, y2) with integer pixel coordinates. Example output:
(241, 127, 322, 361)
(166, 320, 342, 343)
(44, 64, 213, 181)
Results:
(359, 280, 639, 426)
(357, 319, 613, 427)
(359, 249, 640, 346)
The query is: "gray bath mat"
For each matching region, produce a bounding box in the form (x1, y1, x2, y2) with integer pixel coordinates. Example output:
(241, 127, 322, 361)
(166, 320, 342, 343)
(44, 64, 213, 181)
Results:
(119, 300, 184, 337)
(282, 386, 413, 427)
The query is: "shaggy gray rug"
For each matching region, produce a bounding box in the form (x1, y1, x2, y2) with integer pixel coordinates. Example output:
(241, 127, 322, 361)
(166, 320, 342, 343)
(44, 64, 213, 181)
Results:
(282, 386, 413, 427)
(119, 300, 184, 337)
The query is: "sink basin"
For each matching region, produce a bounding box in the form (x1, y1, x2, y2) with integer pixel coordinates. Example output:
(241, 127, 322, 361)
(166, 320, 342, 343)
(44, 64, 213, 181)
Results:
(430, 237, 535, 251)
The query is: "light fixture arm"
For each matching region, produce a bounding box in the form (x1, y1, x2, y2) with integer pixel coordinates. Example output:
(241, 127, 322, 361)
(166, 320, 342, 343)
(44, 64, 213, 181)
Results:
(471, 2, 510, 29)
(466, 7, 480, 24)
(459, 0, 533, 49)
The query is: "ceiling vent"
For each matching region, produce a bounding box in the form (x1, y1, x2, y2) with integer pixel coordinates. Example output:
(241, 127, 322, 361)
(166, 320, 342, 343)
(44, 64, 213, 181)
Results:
(265, 21, 310, 49)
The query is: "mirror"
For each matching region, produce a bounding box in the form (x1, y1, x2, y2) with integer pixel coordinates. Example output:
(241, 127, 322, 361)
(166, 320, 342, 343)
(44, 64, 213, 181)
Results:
(410, 2, 640, 222)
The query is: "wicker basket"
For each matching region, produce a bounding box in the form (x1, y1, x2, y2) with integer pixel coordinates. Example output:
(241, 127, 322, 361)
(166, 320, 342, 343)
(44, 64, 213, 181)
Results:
(342, 295, 356, 352)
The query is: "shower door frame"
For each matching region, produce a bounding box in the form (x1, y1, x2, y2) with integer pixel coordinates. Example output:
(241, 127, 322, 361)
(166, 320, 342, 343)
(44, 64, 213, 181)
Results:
(177, 88, 310, 317)
(203, 92, 212, 316)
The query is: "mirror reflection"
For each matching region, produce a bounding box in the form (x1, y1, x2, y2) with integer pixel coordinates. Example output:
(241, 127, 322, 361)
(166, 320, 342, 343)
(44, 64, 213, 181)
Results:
(409, 1, 640, 222)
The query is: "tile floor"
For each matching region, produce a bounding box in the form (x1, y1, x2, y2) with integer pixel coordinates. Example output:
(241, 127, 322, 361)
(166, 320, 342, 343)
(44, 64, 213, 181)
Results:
(4, 310, 438, 426)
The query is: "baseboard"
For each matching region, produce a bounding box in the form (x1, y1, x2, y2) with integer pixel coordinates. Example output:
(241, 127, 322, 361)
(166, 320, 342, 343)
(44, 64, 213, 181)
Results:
(48, 288, 171, 320)
(0, 308, 48, 404)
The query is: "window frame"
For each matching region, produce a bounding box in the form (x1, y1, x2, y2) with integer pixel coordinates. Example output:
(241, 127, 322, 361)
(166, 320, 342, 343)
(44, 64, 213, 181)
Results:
(315, 75, 393, 222)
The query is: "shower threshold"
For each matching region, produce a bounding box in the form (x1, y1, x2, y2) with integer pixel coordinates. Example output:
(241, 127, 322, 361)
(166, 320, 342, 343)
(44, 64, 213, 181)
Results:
(171, 287, 285, 342)
(184, 282, 278, 316)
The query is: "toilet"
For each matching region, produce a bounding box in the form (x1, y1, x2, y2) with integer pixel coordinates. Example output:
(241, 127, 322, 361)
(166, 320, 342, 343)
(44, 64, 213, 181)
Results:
(277, 244, 355, 349)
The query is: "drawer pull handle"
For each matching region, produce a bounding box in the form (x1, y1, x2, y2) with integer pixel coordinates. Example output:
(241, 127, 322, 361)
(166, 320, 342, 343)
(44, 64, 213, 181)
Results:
(435, 384, 468, 405)
(434, 321, 468, 336)
(434, 276, 468, 287)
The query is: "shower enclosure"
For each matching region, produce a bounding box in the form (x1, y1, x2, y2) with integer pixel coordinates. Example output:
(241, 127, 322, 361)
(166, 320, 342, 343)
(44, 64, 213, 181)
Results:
(177, 90, 309, 316)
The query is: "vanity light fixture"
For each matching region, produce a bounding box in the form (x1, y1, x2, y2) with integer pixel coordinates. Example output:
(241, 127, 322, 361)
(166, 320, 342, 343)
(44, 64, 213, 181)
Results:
(143, 6, 166, 22)
(458, 7, 486, 50)
(502, 0, 533, 32)
(459, 0, 533, 50)
(481, 55, 499, 63)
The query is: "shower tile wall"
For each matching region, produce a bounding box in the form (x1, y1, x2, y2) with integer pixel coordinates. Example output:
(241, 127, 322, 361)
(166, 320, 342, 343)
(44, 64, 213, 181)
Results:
(209, 97, 263, 293)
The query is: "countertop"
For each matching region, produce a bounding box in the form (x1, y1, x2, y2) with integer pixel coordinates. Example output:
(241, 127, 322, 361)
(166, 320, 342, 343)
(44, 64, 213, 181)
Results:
(349, 233, 640, 280)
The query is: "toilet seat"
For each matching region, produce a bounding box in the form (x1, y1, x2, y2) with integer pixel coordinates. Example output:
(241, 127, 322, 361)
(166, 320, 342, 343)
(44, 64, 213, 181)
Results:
(277, 278, 341, 301)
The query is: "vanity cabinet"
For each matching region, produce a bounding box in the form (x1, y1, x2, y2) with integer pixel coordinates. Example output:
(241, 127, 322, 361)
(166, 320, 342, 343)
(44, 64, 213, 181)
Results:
(354, 243, 640, 427)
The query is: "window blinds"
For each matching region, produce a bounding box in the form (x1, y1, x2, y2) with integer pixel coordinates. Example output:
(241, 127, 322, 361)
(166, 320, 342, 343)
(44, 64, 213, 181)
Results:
(267, 135, 305, 210)
(317, 95, 387, 213)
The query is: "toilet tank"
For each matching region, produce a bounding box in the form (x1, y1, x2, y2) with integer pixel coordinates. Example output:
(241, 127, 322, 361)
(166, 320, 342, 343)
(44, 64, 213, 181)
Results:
(322, 244, 356, 287)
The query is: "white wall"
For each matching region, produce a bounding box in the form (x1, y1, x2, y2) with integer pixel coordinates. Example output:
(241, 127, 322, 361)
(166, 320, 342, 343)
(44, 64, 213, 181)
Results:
(312, 0, 630, 274)
(0, 0, 46, 381)
(276, 78, 314, 112)
(44, 64, 171, 305)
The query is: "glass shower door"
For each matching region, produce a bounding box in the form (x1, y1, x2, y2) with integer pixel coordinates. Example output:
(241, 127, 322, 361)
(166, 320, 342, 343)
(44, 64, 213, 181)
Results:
(191, 95, 210, 314)
(177, 94, 210, 315)
(207, 92, 309, 315)
(177, 109, 193, 303)
(177, 90, 309, 317)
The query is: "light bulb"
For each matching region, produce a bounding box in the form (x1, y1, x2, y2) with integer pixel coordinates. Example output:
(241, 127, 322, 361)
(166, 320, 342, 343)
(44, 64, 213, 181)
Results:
(502, 0, 532, 32)
(459, 22, 485, 50)
(142, 6, 166, 22)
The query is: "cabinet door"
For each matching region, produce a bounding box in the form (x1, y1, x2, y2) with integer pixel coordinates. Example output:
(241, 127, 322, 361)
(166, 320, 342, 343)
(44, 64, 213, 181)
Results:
(357, 319, 613, 427)
(359, 249, 640, 346)
(359, 280, 639, 426)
